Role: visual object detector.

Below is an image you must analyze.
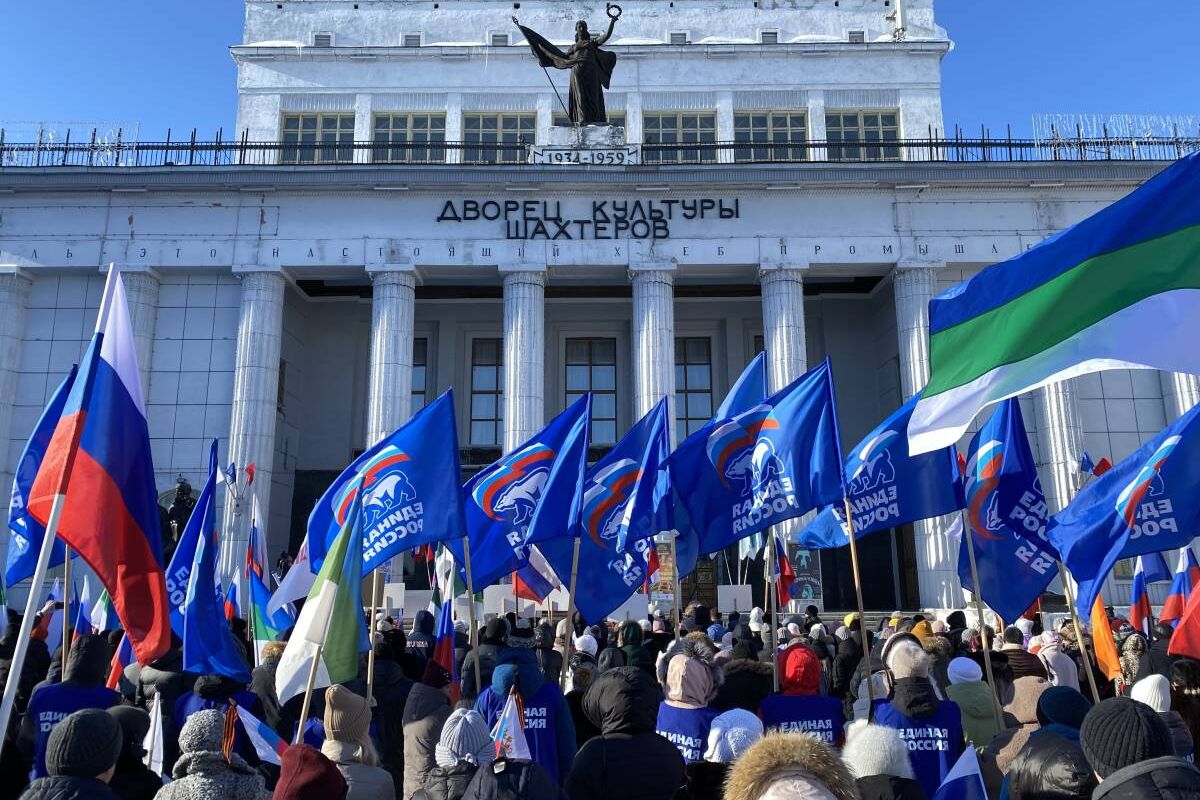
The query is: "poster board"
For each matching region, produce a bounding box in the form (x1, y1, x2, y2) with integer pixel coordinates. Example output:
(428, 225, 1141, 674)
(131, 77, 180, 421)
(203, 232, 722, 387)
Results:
(607, 592, 650, 623)
(717, 584, 753, 614)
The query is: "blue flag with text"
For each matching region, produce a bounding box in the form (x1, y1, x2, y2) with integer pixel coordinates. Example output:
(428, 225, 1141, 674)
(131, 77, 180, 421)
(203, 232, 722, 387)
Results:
(448, 394, 591, 590)
(1048, 401, 1200, 616)
(671, 358, 843, 556)
(956, 399, 1059, 623)
(798, 393, 963, 549)
(308, 390, 467, 573)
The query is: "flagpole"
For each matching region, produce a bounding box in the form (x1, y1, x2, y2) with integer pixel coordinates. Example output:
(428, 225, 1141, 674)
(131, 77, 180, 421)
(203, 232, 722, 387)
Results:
(560, 536, 581, 690)
(62, 547, 72, 659)
(766, 532, 779, 693)
(294, 641, 323, 745)
(461, 536, 484, 697)
(843, 497, 874, 707)
(959, 509, 1006, 732)
(365, 569, 383, 704)
(669, 533, 681, 640)
(1057, 561, 1103, 704)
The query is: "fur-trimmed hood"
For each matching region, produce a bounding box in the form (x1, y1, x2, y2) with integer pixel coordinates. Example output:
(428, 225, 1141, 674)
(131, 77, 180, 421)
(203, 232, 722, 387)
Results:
(657, 637, 724, 707)
(725, 732, 859, 800)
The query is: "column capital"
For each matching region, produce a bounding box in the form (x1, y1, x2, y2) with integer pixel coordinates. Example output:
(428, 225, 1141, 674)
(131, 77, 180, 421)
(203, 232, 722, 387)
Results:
(498, 264, 547, 277)
(627, 266, 675, 283)
(98, 265, 161, 280)
(895, 259, 946, 271)
(232, 264, 286, 276)
(758, 262, 808, 282)
(0, 265, 33, 283)
(367, 265, 418, 286)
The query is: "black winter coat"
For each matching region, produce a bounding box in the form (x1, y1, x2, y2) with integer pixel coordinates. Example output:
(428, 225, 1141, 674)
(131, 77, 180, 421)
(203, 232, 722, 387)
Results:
(1005, 730, 1095, 800)
(565, 667, 685, 800)
(461, 644, 501, 701)
(18, 776, 120, 800)
(854, 774, 928, 800)
(107, 755, 163, 800)
(712, 658, 773, 713)
(566, 688, 601, 749)
(831, 633, 863, 700)
(461, 758, 564, 800)
(671, 761, 728, 800)
(1092, 756, 1200, 800)
(413, 763, 478, 800)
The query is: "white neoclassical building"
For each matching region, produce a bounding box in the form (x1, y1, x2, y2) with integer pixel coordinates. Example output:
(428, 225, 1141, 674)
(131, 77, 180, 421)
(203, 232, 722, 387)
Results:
(1, 0, 1196, 612)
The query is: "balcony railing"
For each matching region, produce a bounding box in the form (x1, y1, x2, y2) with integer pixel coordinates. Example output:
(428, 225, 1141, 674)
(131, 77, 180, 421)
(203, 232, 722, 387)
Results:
(2, 131, 1198, 169)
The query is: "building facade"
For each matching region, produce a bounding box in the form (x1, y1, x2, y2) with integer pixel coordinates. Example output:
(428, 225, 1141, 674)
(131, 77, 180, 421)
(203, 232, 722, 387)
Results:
(2, 0, 1196, 611)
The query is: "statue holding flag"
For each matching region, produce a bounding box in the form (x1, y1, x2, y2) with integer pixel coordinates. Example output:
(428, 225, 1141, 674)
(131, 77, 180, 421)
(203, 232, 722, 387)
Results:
(512, 5, 621, 125)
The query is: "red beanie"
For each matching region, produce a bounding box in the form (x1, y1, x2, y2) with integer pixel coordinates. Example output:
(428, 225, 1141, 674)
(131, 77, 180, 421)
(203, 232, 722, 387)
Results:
(780, 644, 821, 696)
(273, 744, 347, 800)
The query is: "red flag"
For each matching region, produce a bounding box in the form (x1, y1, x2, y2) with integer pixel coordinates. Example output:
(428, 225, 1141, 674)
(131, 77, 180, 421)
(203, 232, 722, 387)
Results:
(1093, 457, 1113, 476)
(244, 463, 256, 485)
(644, 545, 661, 594)
(775, 535, 795, 608)
(1168, 583, 1200, 660)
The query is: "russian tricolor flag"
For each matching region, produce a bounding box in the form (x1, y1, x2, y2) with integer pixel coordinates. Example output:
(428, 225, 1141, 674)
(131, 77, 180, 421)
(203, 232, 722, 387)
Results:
(1129, 556, 1154, 638)
(236, 704, 288, 765)
(431, 594, 461, 704)
(27, 265, 170, 665)
(513, 546, 558, 603)
(931, 746, 987, 800)
(106, 633, 134, 690)
(1162, 547, 1200, 627)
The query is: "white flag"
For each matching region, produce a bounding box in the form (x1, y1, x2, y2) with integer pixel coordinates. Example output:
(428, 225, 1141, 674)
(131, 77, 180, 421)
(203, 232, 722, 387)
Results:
(267, 536, 314, 617)
(143, 694, 164, 776)
(491, 690, 531, 760)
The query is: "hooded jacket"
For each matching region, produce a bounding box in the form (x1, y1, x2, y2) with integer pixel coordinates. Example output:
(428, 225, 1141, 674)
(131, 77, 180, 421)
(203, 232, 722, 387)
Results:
(565, 667, 685, 800)
(18, 775, 121, 800)
(1005, 730, 1096, 800)
(460, 757, 564, 800)
(712, 657, 773, 714)
(758, 645, 842, 746)
(372, 649, 414, 787)
(403, 682, 452, 799)
(461, 643, 501, 702)
(616, 622, 655, 676)
(408, 611, 436, 661)
(945, 680, 999, 751)
(656, 639, 723, 764)
(413, 763, 477, 800)
(474, 648, 575, 784)
(534, 625, 563, 687)
(155, 709, 272, 800)
(873, 678, 964, 796)
(724, 732, 859, 800)
(321, 740, 397, 800)
(980, 676, 1050, 797)
(1092, 755, 1200, 800)
(1037, 640, 1080, 691)
(20, 634, 121, 778)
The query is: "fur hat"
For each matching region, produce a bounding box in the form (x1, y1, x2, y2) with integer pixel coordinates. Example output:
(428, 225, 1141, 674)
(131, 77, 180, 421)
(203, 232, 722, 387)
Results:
(725, 732, 858, 800)
(704, 709, 764, 763)
(841, 720, 915, 780)
(885, 640, 930, 680)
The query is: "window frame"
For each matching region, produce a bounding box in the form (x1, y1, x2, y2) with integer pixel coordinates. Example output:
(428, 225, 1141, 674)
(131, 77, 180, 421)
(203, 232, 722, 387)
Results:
(565, 337, 619, 446)
(412, 337, 429, 414)
(759, 30, 780, 45)
(642, 111, 718, 164)
(733, 109, 808, 162)
(824, 108, 900, 162)
(401, 32, 423, 47)
(280, 112, 356, 164)
(312, 31, 334, 47)
(668, 31, 690, 46)
(462, 112, 536, 164)
(675, 337, 715, 442)
(372, 112, 447, 163)
(469, 337, 504, 447)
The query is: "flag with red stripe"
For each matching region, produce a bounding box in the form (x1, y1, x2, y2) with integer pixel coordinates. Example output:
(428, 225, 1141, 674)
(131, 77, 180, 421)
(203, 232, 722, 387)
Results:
(1128, 556, 1154, 638)
(431, 593, 460, 704)
(1162, 547, 1200, 626)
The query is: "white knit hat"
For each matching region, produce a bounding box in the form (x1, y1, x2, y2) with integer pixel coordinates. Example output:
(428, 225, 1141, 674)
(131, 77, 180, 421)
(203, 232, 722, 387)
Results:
(947, 656, 983, 685)
(749, 607, 764, 633)
(434, 709, 495, 768)
(703, 709, 764, 763)
(1131, 674, 1172, 713)
(841, 720, 915, 780)
(574, 633, 598, 656)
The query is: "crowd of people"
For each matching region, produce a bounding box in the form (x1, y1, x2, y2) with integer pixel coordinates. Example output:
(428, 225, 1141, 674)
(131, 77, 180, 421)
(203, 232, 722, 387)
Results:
(1, 598, 1199, 800)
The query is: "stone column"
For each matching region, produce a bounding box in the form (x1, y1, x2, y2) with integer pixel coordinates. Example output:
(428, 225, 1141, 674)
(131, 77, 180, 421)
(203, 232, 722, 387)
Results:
(119, 269, 161, 399)
(365, 269, 418, 445)
(222, 268, 286, 577)
(1034, 380, 1086, 514)
(893, 262, 962, 608)
(630, 268, 676, 428)
(502, 269, 545, 453)
(759, 265, 807, 393)
(0, 270, 32, 549)
(1160, 371, 1200, 421)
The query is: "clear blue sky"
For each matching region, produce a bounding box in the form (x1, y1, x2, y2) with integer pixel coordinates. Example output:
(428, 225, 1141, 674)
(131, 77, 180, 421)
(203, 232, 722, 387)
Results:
(1, 0, 1196, 140)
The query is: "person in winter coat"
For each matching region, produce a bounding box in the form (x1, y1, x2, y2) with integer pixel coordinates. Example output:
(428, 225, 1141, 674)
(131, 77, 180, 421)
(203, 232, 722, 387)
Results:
(107, 706, 162, 800)
(724, 732, 859, 800)
(173, 674, 260, 766)
(565, 666, 685, 800)
(155, 708, 271, 800)
(1035, 631, 1080, 691)
(1170, 658, 1200, 751)
(1005, 729, 1096, 800)
(412, 709, 494, 800)
(274, 743, 348, 800)
(597, 645, 626, 673)
(404, 661, 454, 798)
(1080, 696, 1200, 800)
(830, 618, 865, 701)
(672, 708, 761, 800)
(18, 709, 123, 800)
(459, 757, 563, 800)
(367, 639, 413, 790)
(19, 633, 121, 778)
(712, 642, 773, 714)
(1001, 627, 1048, 681)
(872, 640, 964, 797)
(616, 621, 654, 676)
(408, 610, 436, 663)
(758, 642, 843, 747)
(0, 608, 52, 719)
(321, 685, 396, 800)
(565, 660, 600, 748)
(250, 641, 287, 737)
(1114, 629, 1151, 697)
(655, 638, 723, 765)
(474, 630, 576, 785)
(841, 721, 926, 800)
(980, 676, 1050, 796)
(944, 657, 999, 752)
(461, 618, 505, 701)
(1149, 623, 1176, 679)
(1132, 674, 1195, 761)
(534, 624, 563, 687)
(921, 634, 954, 694)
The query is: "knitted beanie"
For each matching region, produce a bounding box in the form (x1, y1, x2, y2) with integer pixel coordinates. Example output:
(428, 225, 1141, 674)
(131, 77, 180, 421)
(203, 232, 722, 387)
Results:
(435, 708, 496, 768)
(703, 708, 764, 763)
(45, 708, 123, 778)
(507, 617, 536, 648)
(324, 684, 371, 743)
(707, 624, 727, 642)
(1036, 685, 1092, 729)
(841, 720, 915, 780)
(1131, 674, 1172, 713)
(947, 656, 983, 685)
(275, 743, 348, 799)
(574, 633, 598, 656)
(178, 708, 226, 754)
(107, 705, 150, 758)
(1080, 696, 1174, 778)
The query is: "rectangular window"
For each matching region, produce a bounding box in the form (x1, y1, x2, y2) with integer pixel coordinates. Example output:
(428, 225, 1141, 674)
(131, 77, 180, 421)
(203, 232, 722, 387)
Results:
(463, 113, 535, 164)
(675, 338, 713, 441)
(490, 32, 509, 47)
(313, 32, 333, 47)
(733, 111, 807, 162)
(280, 113, 356, 164)
(565, 337, 618, 444)
(372, 113, 446, 163)
(470, 338, 503, 446)
(669, 31, 689, 45)
(760, 30, 779, 45)
(643, 112, 717, 164)
(402, 33, 422, 47)
(847, 30, 866, 44)
(825, 109, 900, 162)
(552, 111, 626, 128)
(412, 338, 428, 413)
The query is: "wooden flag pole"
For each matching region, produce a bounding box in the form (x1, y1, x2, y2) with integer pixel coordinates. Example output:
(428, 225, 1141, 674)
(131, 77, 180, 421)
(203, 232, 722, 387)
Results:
(365, 568, 383, 704)
(959, 509, 1006, 732)
(843, 497, 874, 706)
(461, 536, 484, 698)
(294, 641, 324, 744)
(766, 532, 779, 692)
(62, 548, 72, 660)
(668, 534, 682, 640)
(559, 537, 581, 690)
(1057, 561, 1103, 704)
